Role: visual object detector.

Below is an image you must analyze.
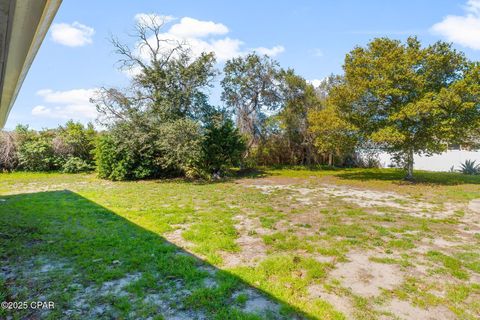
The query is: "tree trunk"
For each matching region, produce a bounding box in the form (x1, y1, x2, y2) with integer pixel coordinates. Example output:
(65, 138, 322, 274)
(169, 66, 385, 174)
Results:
(405, 149, 414, 180)
(328, 153, 333, 166)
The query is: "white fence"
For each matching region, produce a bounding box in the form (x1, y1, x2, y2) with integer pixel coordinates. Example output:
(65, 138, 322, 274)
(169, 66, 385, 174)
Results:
(378, 150, 480, 172)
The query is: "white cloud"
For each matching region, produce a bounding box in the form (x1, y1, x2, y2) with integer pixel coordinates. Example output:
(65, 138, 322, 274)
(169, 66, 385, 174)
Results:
(204, 38, 244, 61)
(307, 79, 324, 87)
(431, 0, 480, 50)
(254, 45, 285, 56)
(466, 0, 480, 15)
(131, 13, 285, 66)
(31, 105, 52, 117)
(169, 17, 229, 38)
(32, 88, 98, 120)
(51, 22, 95, 47)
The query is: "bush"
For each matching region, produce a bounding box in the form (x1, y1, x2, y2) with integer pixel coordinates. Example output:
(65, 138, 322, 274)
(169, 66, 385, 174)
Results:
(0, 123, 97, 173)
(56, 121, 96, 162)
(202, 118, 245, 175)
(459, 159, 480, 175)
(61, 157, 93, 173)
(17, 136, 59, 171)
(95, 118, 211, 181)
(157, 119, 205, 178)
(95, 134, 133, 181)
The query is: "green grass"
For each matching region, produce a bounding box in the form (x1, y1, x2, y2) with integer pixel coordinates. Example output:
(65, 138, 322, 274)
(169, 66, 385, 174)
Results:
(426, 251, 470, 280)
(1, 168, 479, 319)
(0, 188, 271, 319)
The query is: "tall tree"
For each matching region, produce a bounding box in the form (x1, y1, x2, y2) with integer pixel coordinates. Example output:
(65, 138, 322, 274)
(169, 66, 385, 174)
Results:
(308, 104, 357, 166)
(92, 15, 221, 179)
(330, 37, 480, 179)
(221, 53, 283, 155)
(276, 69, 321, 164)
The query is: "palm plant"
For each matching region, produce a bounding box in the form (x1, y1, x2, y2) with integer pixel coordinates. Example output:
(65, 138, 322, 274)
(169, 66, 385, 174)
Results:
(459, 159, 480, 175)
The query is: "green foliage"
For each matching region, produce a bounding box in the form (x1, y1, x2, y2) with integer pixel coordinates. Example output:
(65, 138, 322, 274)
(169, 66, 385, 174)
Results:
(55, 120, 96, 163)
(61, 157, 93, 173)
(17, 135, 58, 171)
(157, 119, 205, 178)
(257, 69, 322, 166)
(459, 159, 480, 175)
(95, 133, 137, 181)
(331, 37, 480, 178)
(222, 53, 283, 152)
(202, 117, 246, 174)
(308, 104, 357, 166)
(5, 36, 480, 177)
(93, 19, 235, 180)
(2, 122, 97, 173)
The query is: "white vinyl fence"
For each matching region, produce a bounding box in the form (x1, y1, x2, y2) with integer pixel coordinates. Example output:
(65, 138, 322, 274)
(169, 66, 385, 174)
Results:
(378, 150, 480, 172)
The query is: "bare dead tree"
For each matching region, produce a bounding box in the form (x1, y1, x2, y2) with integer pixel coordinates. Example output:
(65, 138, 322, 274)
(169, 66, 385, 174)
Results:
(111, 14, 186, 76)
(92, 14, 217, 126)
(0, 131, 18, 171)
(92, 88, 133, 127)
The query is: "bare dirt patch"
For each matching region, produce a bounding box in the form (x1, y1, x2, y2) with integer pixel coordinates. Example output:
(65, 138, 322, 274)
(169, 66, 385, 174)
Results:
(163, 225, 195, 253)
(307, 284, 355, 319)
(142, 282, 203, 320)
(329, 251, 403, 297)
(232, 288, 281, 316)
(468, 199, 480, 213)
(243, 179, 461, 219)
(380, 298, 455, 320)
(221, 215, 271, 268)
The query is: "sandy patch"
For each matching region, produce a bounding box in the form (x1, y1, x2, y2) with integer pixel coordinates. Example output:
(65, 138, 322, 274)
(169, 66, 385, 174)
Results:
(468, 199, 480, 213)
(245, 181, 459, 219)
(142, 281, 203, 320)
(232, 288, 281, 316)
(307, 284, 354, 319)
(381, 298, 455, 320)
(329, 252, 403, 297)
(221, 215, 270, 268)
(163, 225, 196, 254)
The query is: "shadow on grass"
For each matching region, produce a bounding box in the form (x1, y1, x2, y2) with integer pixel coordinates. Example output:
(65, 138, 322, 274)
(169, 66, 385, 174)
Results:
(336, 168, 480, 186)
(231, 168, 269, 179)
(0, 190, 312, 319)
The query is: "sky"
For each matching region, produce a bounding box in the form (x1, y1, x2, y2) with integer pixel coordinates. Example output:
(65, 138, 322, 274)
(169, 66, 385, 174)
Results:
(5, 0, 480, 130)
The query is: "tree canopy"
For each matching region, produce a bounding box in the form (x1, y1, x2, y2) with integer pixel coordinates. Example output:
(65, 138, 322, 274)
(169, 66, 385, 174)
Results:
(3, 33, 479, 179)
(221, 53, 283, 154)
(92, 16, 244, 180)
(329, 37, 480, 179)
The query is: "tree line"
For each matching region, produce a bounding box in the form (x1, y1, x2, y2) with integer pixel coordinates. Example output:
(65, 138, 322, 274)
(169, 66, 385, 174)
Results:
(1, 17, 479, 180)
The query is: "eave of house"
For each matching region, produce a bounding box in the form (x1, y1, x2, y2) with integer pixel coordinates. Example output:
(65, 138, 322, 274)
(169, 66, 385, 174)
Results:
(0, 0, 62, 128)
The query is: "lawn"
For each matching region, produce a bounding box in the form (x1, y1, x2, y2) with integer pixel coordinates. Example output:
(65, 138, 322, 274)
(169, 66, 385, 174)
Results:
(1, 168, 479, 319)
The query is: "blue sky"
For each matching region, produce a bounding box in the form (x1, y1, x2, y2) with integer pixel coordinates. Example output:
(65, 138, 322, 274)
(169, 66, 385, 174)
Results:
(5, 0, 480, 130)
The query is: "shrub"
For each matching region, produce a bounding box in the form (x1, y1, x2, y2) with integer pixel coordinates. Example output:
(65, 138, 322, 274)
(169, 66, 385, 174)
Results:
(56, 121, 96, 162)
(2, 123, 97, 173)
(61, 157, 93, 173)
(95, 134, 133, 181)
(201, 118, 246, 175)
(459, 159, 480, 175)
(156, 119, 205, 178)
(17, 136, 58, 171)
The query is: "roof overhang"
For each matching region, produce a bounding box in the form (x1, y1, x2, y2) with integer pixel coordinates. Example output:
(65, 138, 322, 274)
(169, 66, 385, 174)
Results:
(0, 0, 62, 129)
